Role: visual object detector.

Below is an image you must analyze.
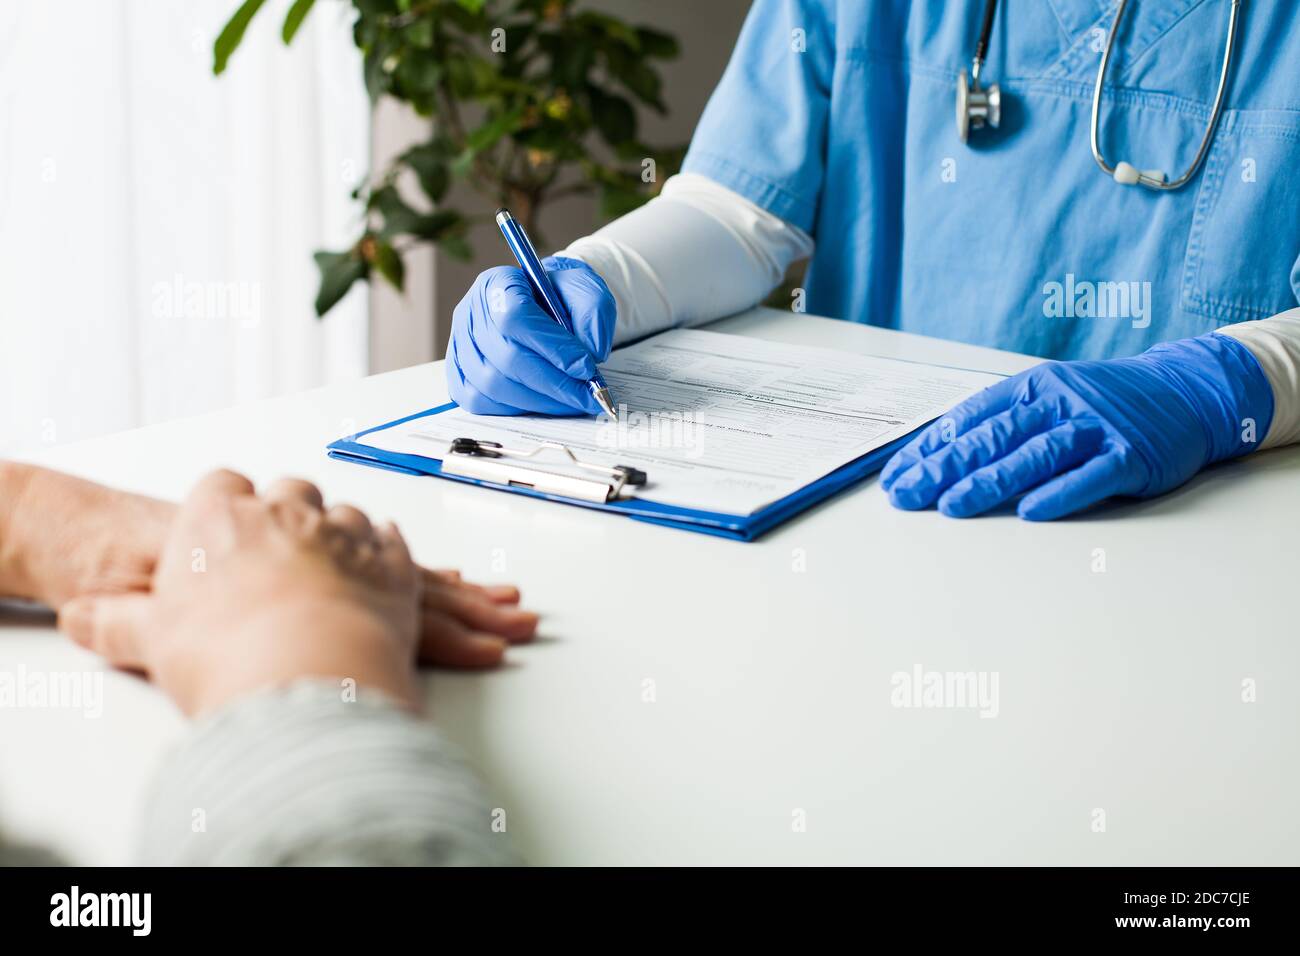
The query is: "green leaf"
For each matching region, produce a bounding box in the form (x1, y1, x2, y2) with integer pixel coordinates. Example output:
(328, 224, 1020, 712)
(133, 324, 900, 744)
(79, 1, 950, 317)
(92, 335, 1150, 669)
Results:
(604, 46, 664, 110)
(313, 250, 368, 317)
(515, 123, 586, 162)
(588, 88, 636, 147)
(369, 185, 420, 233)
(444, 56, 478, 98)
(440, 0, 488, 32)
(453, 107, 526, 174)
(355, 0, 400, 15)
(439, 234, 473, 261)
(556, 37, 595, 89)
(213, 0, 267, 75)
(401, 143, 451, 203)
(404, 18, 434, 49)
(373, 241, 405, 290)
(501, 22, 534, 61)
(394, 54, 442, 107)
(281, 0, 315, 44)
(635, 27, 679, 59)
(407, 209, 463, 240)
(370, 185, 464, 240)
(363, 44, 391, 101)
(591, 14, 639, 49)
(466, 109, 523, 151)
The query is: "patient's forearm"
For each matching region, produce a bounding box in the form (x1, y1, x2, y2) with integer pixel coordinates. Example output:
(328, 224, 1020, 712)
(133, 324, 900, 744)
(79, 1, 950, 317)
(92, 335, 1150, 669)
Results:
(0, 461, 37, 598)
(557, 172, 814, 345)
(0, 462, 170, 607)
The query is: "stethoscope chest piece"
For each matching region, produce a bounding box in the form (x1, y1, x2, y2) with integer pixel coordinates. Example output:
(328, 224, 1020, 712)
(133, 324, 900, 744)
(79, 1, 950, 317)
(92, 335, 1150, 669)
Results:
(956, 68, 1001, 143)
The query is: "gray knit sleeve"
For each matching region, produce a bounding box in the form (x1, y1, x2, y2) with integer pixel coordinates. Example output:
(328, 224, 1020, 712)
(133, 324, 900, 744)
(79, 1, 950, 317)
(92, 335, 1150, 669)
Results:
(136, 680, 519, 866)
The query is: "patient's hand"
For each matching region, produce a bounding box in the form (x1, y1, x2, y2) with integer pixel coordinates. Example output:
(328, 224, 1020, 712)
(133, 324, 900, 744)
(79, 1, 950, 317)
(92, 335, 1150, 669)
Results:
(1, 461, 537, 667)
(59, 470, 426, 714)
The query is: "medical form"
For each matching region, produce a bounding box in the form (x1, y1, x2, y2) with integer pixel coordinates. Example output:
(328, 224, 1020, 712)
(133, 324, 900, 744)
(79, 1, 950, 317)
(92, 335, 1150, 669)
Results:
(358, 329, 1004, 515)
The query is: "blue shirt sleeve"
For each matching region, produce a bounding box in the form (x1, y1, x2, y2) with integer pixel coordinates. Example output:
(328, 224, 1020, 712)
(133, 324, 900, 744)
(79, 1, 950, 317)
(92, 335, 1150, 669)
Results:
(681, 0, 835, 234)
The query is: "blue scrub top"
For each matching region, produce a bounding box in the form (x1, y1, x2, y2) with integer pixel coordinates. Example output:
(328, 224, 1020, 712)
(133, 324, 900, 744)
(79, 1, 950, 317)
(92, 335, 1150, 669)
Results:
(682, 0, 1300, 361)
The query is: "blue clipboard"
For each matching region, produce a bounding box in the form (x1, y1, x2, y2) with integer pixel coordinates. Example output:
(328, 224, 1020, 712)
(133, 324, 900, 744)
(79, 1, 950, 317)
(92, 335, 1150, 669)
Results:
(326, 402, 914, 542)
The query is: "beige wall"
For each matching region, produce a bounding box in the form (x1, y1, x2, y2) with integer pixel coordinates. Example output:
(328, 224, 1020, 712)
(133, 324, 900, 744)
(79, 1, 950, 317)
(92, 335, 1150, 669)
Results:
(368, 0, 751, 372)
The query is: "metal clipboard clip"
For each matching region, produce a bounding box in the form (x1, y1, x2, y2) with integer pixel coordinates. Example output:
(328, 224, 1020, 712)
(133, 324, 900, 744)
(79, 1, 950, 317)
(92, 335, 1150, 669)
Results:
(442, 438, 648, 504)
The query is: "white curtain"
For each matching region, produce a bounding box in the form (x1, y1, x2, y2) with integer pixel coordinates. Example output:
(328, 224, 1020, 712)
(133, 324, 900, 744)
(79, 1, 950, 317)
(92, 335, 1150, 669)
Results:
(0, 0, 370, 453)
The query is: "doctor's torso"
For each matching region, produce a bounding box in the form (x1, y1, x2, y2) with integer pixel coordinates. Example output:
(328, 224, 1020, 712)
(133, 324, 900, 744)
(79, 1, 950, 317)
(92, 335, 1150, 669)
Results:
(686, 0, 1300, 361)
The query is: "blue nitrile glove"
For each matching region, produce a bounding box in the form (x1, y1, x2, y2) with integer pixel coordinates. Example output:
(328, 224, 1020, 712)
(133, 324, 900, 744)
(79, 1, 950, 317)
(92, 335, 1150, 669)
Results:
(879, 333, 1275, 521)
(446, 256, 616, 415)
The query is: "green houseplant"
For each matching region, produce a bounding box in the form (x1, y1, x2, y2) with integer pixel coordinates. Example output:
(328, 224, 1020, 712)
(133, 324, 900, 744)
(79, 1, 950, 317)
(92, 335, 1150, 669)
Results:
(214, 0, 684, 316)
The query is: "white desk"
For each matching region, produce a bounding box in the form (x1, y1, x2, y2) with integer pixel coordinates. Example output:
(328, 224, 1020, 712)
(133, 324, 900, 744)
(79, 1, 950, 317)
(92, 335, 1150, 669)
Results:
(3, 308, 1297, 865)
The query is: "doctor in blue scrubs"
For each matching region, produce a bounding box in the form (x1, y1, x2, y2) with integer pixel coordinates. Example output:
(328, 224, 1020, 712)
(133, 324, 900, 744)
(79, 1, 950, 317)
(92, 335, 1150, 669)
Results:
(447, 0, 1300, 520)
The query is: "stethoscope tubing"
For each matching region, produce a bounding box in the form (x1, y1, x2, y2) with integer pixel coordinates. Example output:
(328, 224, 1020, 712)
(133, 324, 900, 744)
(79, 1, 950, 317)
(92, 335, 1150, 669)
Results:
(961, 0, 1242, 192)
(1089, 0, 1241, 190)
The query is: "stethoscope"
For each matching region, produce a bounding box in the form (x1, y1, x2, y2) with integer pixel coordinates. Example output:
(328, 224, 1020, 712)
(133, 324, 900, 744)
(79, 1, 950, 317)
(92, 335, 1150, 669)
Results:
(957, 0, 1242, 191)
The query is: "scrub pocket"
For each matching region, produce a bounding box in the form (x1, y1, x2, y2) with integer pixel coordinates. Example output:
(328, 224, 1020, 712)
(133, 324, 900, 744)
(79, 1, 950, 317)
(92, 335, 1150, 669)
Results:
(1181, 109, 1300, 324)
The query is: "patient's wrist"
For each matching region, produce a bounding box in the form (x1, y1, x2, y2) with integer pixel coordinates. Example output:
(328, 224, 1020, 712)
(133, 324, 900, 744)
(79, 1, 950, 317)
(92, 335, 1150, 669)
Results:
(172, 599, 419, 717)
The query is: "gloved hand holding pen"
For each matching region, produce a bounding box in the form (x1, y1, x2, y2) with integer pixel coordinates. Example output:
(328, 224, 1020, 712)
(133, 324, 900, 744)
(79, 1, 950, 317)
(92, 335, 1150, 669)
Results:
(446, 256, 617, 417)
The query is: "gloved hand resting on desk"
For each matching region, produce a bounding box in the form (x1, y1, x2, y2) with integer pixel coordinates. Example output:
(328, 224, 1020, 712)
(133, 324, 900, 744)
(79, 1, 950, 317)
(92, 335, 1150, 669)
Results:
(880, 333, 1275, 520)
(447, 256, 616, 416)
